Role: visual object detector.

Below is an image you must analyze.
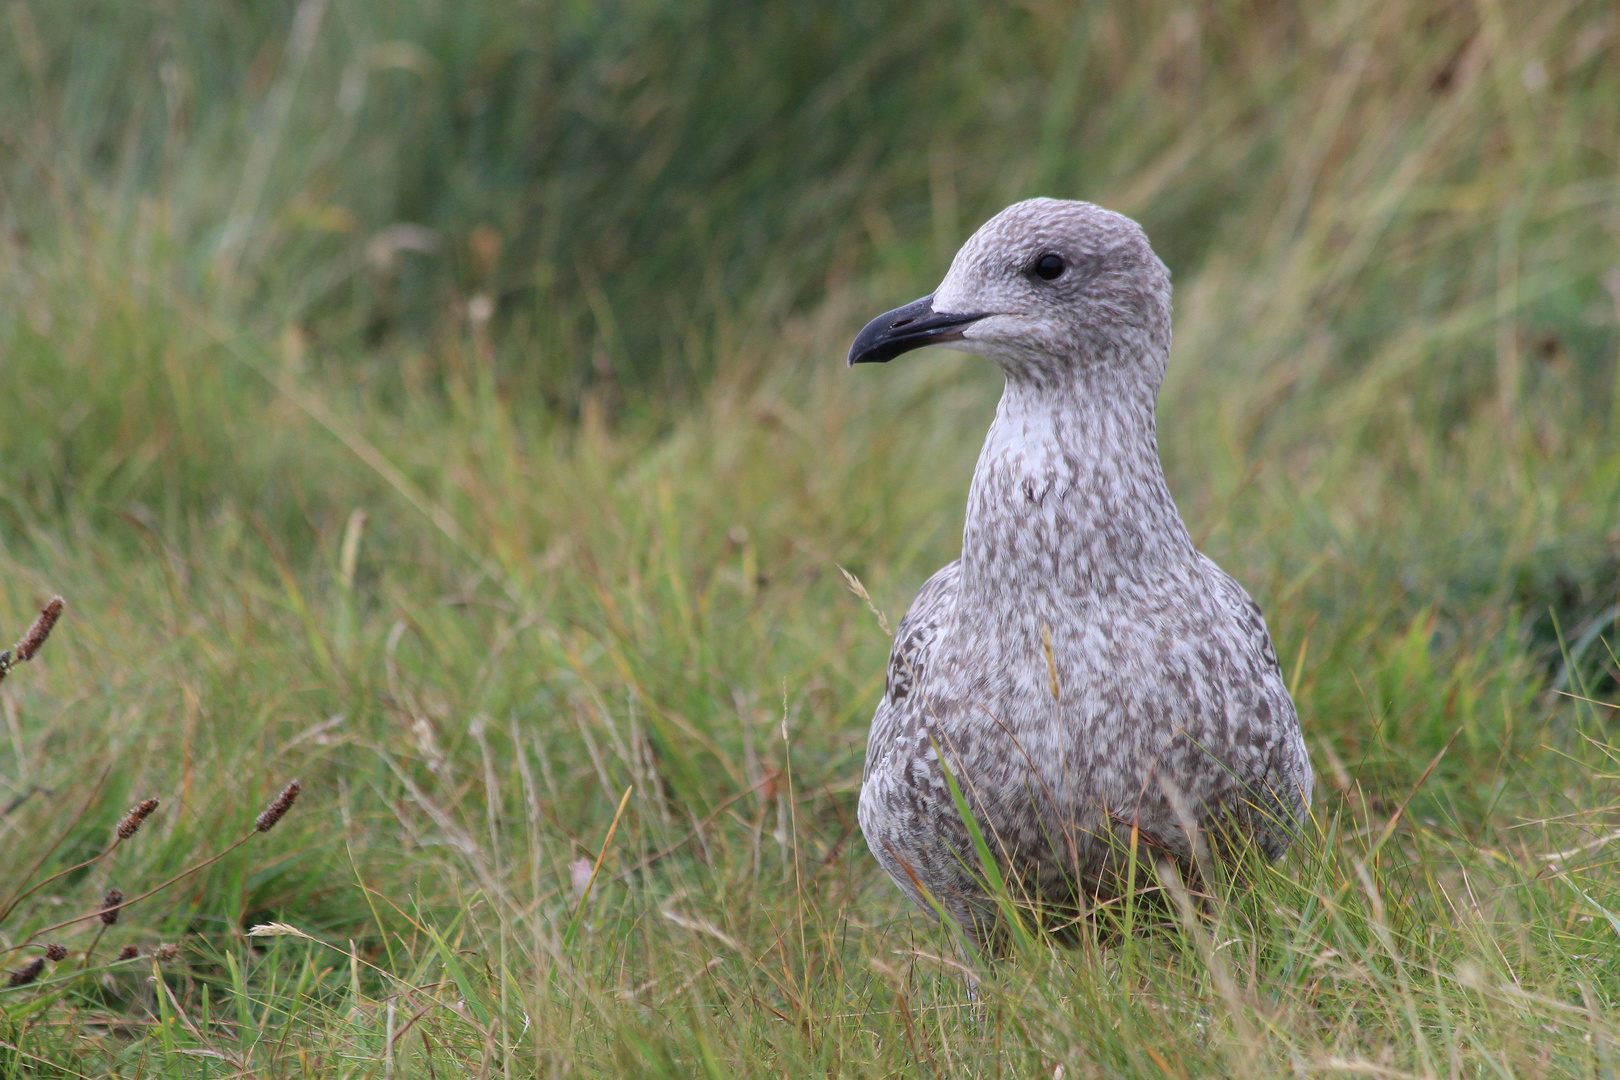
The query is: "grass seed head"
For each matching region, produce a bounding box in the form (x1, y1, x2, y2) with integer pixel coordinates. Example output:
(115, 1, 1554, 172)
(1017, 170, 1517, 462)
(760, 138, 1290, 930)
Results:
(44, 943, 67, 962)
(14, 596, 63, 662)
(100, 887, 124, 925)
(115, 944, 139, 961)
(7, 958, 44, 987)
(117, 798, 159, 840)
(155, 943, 180, 963)
(255, 779, 301, 832)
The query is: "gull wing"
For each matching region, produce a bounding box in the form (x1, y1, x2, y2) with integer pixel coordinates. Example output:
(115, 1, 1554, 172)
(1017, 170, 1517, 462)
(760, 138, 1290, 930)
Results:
(862, 560, 960, 782)
(1198, 552, 1283, 676)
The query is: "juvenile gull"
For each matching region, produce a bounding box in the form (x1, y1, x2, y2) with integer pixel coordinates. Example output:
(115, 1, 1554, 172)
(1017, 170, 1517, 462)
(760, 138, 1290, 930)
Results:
(849, 198, 1312, 946)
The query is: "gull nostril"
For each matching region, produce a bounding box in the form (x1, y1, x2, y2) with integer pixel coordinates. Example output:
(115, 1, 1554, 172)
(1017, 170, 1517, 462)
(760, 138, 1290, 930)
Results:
(890, 317, 915, 329)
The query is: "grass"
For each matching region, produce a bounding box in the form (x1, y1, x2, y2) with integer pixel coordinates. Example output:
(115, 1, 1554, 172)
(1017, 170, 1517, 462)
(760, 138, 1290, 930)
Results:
(1, 0, 1619, 1075)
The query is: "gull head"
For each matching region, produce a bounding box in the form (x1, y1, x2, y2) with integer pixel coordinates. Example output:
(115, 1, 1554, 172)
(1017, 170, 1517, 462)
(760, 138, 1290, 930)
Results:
(848, 198, 1171, 389)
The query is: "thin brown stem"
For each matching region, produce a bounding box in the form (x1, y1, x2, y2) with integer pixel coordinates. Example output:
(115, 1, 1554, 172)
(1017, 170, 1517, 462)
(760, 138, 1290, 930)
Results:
(79, 924, 109, 971)
(2, 831, 258, 956)
(0, 762, 113, 923)
(0, 838, 124, 925)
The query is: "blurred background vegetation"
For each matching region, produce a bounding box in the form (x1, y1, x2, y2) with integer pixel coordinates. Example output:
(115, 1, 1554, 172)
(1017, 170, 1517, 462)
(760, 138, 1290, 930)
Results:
(2, 0, 1619, 1075)
(9, 0, 1614, 392)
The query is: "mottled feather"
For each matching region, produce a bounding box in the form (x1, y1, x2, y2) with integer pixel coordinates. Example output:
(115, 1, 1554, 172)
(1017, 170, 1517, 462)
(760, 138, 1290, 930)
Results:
(854, 199, 1312, 945)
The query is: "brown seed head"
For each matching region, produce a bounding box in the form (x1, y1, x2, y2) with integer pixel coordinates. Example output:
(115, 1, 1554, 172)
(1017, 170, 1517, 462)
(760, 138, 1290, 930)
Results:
(155, 943, 181, 963)
(14, 596, 64, 662)
(117, 798, 160, 840)
(115, 944, 140, 961)
(255, 779, 301, 832)
(44, 943, 67, 962)
(100, 887, 124, 925)
(6, 958, 44, 987)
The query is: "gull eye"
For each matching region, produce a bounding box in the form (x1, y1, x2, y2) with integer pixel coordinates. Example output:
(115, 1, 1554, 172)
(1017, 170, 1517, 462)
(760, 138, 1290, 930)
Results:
(1035, 253, 1066, 281)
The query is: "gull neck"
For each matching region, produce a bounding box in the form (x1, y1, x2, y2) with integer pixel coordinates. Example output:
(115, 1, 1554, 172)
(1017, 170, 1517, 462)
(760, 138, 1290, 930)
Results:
(957, 365, 1195, 605)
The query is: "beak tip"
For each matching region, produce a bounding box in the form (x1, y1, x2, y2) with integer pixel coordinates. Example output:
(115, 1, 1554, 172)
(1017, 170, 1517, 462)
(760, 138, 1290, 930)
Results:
(846, 293, 984, 370)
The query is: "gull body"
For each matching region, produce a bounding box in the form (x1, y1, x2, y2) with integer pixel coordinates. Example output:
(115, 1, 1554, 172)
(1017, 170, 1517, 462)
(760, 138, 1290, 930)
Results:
(849, 199, 1311, 945)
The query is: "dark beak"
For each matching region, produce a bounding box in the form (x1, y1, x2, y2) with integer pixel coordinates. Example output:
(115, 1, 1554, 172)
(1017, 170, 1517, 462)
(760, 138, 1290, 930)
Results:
(847, 294, 988, 366)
